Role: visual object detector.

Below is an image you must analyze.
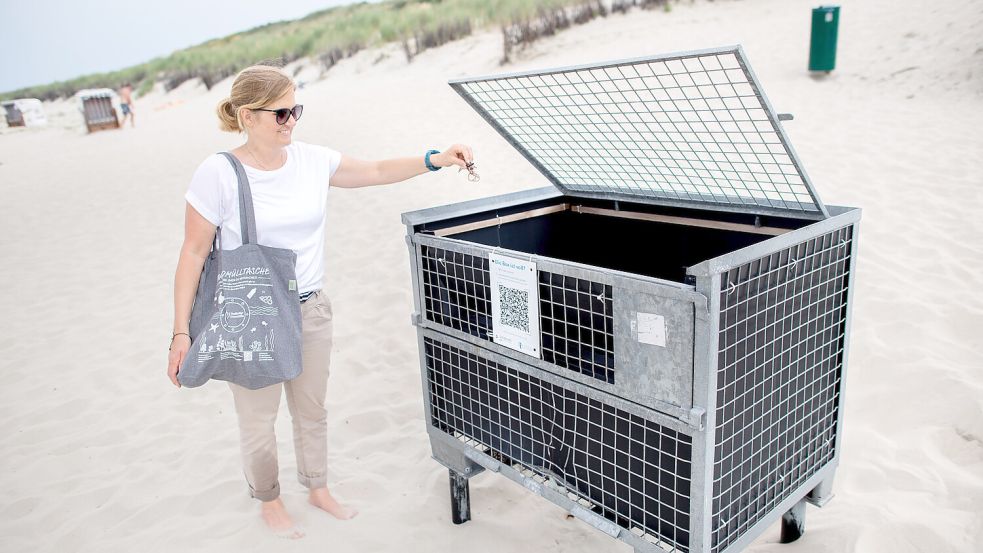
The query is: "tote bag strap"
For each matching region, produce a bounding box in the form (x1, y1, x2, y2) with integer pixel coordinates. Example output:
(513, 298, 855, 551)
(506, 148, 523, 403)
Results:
(218, 151, 259, 245)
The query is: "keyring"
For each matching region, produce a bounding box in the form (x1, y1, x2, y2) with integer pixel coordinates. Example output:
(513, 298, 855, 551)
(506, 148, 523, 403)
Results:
(464, 161, 480, 183)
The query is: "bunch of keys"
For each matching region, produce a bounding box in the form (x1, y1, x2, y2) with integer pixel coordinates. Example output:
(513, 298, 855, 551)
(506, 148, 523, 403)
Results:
(461, 160, 480, 183)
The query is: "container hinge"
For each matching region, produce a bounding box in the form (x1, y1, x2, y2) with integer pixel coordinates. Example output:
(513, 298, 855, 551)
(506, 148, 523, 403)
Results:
(464, 449, 502, 473)
(570, 505, 622, 538)
(777, 113, 794, 121)
(410, 312, 422, 326)
(689, 407, 707, 431)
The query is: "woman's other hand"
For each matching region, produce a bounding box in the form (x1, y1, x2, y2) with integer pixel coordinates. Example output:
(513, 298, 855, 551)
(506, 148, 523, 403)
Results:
(167, 335, 192, 387)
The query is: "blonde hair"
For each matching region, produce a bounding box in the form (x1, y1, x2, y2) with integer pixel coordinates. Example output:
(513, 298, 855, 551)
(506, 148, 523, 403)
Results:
(216, 64, 295, 133)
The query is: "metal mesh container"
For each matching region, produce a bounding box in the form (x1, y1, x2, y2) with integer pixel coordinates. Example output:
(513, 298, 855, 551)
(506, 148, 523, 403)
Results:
(402, 46, 860, 553)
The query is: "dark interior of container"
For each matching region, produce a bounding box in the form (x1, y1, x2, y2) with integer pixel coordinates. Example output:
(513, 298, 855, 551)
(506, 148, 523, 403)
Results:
(445, 200, 811, 283)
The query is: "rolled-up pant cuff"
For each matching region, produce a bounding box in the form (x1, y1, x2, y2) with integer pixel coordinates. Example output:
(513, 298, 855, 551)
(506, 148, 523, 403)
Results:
(298, 472, 327, 489)
(249, 481, 281, 502)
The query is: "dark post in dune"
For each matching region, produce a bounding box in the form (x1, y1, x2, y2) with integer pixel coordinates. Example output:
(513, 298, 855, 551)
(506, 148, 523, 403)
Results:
(402, 45, 861, 553)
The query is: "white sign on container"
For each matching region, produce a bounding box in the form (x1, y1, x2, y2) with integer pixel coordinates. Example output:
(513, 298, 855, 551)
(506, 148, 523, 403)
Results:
(488, 253, 540, 358)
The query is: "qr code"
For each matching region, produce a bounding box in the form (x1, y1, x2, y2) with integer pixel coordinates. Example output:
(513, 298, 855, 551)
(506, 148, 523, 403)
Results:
(498, 285, 530, 333)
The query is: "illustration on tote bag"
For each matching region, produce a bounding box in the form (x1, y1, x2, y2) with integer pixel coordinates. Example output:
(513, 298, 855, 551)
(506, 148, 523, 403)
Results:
(196, 272, 283, 363)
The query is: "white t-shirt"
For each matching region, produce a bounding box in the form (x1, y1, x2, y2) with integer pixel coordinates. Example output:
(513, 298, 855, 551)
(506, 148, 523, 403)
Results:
(185, 141, 342, 294)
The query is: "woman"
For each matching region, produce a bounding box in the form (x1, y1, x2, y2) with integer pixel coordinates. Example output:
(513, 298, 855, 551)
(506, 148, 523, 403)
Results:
(165, 64, 474, 538)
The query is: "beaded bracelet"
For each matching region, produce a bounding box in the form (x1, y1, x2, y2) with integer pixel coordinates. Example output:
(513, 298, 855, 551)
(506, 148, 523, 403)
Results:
(169, 332, 192, 348)
(425, 149, 441, 171)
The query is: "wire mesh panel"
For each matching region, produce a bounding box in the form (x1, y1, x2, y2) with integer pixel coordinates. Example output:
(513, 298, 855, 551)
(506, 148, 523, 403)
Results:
(540, 272, 614, 383)
(710, 225, 854, 552)
(450, 46, 826, 217)
(421, 244, 615, 383)
(425, 336, 693, 551)
(421, 245, 492, 339)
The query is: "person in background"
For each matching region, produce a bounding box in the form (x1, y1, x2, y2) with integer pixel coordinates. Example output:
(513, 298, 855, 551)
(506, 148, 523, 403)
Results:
(166, 63, 474, 539)
(119, 82, 134, 127)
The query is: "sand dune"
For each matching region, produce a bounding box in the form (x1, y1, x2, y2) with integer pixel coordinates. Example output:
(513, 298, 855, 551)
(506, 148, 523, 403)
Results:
(1, 0, 981, 552)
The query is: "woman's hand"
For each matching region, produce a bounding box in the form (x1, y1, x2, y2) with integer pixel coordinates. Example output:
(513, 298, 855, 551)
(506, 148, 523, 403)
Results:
(167, 335, 192, 388)
(434, 144, 474, 170)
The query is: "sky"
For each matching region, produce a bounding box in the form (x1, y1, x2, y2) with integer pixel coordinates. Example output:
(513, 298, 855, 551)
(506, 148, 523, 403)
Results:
(0, 0, 369, 93)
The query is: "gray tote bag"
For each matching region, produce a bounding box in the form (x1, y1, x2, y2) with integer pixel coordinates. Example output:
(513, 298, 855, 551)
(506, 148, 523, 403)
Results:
(178, 152, 304, 389)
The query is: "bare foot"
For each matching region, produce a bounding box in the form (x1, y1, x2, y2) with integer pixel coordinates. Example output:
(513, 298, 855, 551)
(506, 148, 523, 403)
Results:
(309, 487, 358, 520)
(260, 498, 305, 539)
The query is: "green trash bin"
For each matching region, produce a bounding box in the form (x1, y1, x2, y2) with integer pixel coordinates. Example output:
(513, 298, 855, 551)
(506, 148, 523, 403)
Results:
(809, 5, 839, 72)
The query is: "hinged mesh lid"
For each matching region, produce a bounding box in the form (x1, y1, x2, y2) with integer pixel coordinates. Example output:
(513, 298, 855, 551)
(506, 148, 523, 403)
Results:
(450, 46, 828, 219)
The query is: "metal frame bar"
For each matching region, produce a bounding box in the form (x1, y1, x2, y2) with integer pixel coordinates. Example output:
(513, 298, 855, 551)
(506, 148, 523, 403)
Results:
(434, 203, 571, 237)
(414, 232, 697, 294)
(418, 326, 694, 441)
(690, 272, 722, 551)
(571, 205, 789, 236)
(449, 46, 751, 86)
(733, 46, 829, 219)
(433, 202, 789, 238)
(401, 186, 564, 228)
(688, 207, 861, 277)
(830, 221, 862, 467)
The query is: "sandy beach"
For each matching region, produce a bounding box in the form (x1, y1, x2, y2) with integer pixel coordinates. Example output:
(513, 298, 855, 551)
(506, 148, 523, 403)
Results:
(1, 0, 981, 551)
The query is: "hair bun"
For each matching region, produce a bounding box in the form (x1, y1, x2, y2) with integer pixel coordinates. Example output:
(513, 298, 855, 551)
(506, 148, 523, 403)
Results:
(216, 97, 240, 132)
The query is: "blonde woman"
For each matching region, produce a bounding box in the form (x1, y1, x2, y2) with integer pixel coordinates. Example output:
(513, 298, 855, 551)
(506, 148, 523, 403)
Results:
(166, 64, 474, 538)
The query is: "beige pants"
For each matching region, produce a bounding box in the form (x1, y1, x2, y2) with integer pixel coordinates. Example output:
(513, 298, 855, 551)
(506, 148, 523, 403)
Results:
(228, 290, 333, 501)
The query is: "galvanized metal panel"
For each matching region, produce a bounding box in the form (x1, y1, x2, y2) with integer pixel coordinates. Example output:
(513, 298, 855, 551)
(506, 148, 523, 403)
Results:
(613, 290, 695, 409)
(449, 45, 828, 219)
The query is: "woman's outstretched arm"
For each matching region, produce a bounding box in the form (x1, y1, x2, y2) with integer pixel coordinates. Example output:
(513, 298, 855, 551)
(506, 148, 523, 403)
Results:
(330, 143, 474, 189)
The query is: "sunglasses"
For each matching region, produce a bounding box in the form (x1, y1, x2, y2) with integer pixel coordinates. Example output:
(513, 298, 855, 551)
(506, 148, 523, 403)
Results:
(253, 104, 303, 125)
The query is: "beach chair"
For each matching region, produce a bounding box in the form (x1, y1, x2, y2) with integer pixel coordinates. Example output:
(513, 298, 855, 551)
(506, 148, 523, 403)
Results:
(77, 89, 121, 133)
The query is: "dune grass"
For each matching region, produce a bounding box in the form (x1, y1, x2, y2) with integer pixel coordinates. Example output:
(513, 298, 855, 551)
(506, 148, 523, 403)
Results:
(2, 0, 675, 102)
